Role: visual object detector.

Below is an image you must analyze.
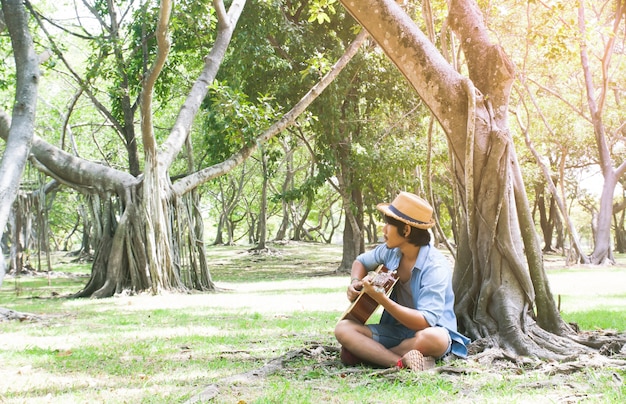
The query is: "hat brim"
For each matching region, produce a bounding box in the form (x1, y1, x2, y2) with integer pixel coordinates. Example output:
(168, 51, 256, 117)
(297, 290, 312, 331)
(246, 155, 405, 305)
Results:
(376, 203, 435, 230)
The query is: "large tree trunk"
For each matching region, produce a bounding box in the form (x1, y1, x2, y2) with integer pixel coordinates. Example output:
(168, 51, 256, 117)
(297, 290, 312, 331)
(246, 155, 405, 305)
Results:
(254, 148, 269, 250)
(590, 172, 618, 264)
(340, 188, 364, 271)
(0, 0, 40, 287)
(535, 183, 555, 252)
(615, 206, 626, 253)
(274, 140, 296, 241)
(337, 171, 364, 272)
(339, 0, 576, 358)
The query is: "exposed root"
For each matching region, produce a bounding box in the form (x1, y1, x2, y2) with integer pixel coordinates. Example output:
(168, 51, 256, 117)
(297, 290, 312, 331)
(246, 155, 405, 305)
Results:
(466, 318, 613, 361)
(0, 307, 41, 322)
(247, 247, 282, 257)
(569, 329, 626, 352)
(467, 344, 626, 376)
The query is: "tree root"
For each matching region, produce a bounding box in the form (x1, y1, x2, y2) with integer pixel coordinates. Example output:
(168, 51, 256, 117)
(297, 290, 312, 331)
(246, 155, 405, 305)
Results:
(569, 329, 626, 352)
(467, 344, 626, 376)
(465, 310, 626, 361)
(0, 307, 41, 322)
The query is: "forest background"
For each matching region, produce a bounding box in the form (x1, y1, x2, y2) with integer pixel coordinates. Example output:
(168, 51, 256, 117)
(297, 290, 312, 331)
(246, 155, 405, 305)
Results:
(1, 0, 626, 349)
(2, 0, 625, 278)
(1, 0, 626, 401)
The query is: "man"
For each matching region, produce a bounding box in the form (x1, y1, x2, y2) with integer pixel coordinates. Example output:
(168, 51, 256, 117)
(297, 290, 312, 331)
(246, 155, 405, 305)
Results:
(335, 191, 469, 371)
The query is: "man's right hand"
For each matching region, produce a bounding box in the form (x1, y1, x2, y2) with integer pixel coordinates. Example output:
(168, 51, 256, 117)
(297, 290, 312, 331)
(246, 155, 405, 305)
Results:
(347, 278, 363, 302)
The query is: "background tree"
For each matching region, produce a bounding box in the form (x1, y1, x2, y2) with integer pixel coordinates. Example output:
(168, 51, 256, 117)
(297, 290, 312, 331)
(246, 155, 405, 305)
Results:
(209, 1, 433, 268)
(513, 94, 588, 264)
(513, 0, 626, 264)
(3, 0, 366, 297)
(577, 0, 625, 264)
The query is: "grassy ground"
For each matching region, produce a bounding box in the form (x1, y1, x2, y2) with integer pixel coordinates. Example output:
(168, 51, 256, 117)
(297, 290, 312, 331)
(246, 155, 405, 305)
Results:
(0, 243, 625, 403)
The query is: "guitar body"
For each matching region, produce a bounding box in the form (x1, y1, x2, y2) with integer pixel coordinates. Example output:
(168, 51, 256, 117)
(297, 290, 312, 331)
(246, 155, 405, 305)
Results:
(338, 265, 398, 324)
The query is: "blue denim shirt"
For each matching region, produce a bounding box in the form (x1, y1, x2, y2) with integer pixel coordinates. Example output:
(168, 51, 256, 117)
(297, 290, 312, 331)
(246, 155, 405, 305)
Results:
(356, 243, 470, 358)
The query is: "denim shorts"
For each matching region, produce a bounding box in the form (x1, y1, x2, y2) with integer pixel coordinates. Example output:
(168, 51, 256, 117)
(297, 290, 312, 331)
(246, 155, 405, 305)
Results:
(367, 323, 452, 358)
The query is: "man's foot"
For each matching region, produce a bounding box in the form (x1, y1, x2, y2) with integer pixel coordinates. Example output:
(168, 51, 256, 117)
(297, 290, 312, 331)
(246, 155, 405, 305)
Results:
(340, 347, 364, 365)
(400, 349, 436, 371)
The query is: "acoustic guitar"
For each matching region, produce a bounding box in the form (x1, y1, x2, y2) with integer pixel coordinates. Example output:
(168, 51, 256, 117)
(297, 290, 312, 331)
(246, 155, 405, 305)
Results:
(338, 265, 398, 324)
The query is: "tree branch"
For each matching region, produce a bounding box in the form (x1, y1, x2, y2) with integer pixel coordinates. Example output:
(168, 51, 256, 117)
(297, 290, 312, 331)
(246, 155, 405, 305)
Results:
(526, 77, 591, 123)
(28, 135, 139, 196)
(158, 0, 247, 174)
(140, 0, 172, 153)
(597, 0, 624, 114)
(577, 1, 611, 176)
(171, 30, 369, 196)
(514, 83, 588, 264)
(341, 0, 466, 132)
(448, 0, 515, 124)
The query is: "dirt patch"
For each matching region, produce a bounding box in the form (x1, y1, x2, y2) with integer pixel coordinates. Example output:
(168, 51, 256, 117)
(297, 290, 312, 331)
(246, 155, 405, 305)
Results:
(61, 276, 352, 315)
(48, 265, 626, 317)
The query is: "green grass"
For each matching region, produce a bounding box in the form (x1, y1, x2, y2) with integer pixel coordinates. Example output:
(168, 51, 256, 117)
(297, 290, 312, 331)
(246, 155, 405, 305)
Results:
(562, 308, 626, 332)
(1, 243, 626, 403)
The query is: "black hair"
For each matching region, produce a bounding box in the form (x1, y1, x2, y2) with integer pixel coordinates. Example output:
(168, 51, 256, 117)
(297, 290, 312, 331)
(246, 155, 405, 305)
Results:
(384, 215, 431, 246)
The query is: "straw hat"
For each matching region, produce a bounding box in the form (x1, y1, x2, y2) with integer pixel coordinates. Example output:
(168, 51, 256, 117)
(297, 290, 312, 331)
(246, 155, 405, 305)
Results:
(376, 191, 435, 229)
